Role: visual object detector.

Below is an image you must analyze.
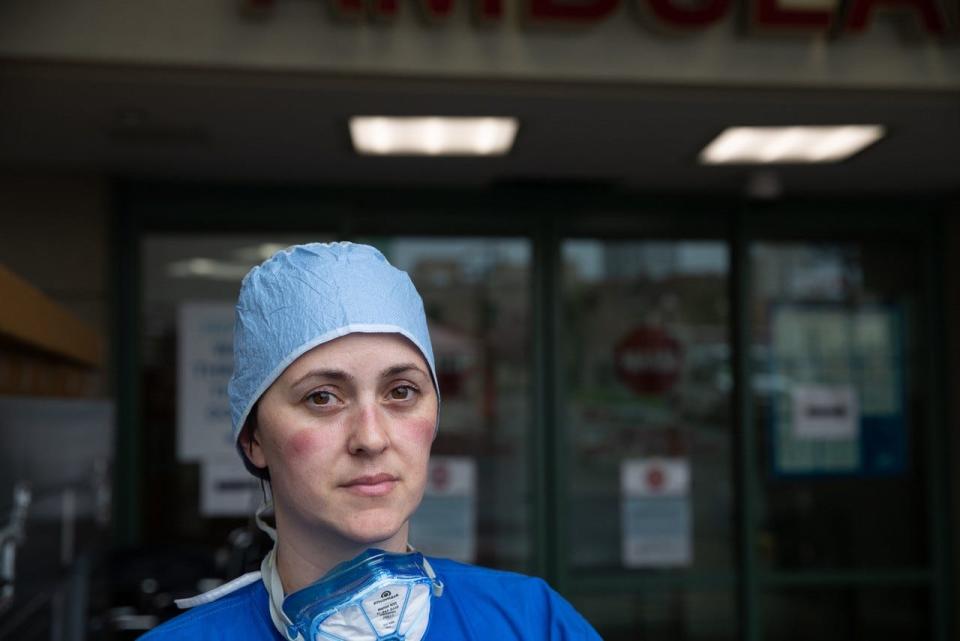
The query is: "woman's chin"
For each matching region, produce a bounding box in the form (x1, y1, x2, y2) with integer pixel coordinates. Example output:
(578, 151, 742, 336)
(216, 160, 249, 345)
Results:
(339, 516, 407, 549)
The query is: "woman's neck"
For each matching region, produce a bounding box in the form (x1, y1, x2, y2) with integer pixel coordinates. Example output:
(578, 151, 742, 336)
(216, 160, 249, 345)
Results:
(273, 516, 409, 594)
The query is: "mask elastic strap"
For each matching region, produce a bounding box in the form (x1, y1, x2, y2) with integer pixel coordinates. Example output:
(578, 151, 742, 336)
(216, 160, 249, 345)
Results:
(256, 499, 300, 641)
(262, 545, 304, 641)
(406, 541, 443, 597)
(255, 494, 277, 543)
(420, 556, 444, 598)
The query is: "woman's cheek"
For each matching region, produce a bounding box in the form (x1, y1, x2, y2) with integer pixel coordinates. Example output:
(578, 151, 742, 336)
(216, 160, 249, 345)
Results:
(284, 427, 331, 461)
(404, 415, 437, 445)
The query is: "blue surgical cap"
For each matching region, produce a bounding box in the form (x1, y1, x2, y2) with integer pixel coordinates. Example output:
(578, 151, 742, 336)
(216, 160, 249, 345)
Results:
(228, 242, 438, 472)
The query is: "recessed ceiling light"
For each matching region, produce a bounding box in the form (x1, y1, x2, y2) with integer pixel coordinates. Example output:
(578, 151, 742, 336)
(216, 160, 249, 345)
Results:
(168, 258, 249, 280)
(699, 125, 885, 165)
(349, 117, 519, 156)
(233, 243, 291, 262)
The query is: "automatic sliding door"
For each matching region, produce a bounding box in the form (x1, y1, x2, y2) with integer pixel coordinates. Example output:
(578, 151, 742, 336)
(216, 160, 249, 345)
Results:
(560, 239, 736, 641)
(141, 234, 534, 573)
(365, 237, 534, 572)
(751, 240, 931, 639)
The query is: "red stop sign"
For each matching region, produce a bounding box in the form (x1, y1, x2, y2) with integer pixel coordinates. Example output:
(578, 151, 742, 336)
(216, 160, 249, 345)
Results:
(614, 326, 682, 394)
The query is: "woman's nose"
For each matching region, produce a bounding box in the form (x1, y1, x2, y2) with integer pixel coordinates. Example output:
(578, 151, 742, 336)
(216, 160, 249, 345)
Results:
(346, 404, 390, 455)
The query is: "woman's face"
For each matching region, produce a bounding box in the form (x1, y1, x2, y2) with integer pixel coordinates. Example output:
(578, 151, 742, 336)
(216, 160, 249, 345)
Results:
(247, 333, 437, 549)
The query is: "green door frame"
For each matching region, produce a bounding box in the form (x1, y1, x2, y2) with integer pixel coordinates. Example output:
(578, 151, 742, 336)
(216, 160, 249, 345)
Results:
(112, 181, 952, 641)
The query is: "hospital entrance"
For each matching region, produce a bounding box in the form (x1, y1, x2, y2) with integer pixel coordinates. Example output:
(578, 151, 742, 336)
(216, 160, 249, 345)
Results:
(109, 190, 942, 640)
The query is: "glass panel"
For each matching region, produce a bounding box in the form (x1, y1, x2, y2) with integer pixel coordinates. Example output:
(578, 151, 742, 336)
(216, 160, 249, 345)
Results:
(561, 240, 733, 573)
(363, 237, 533, 572)
(751, 243, 928, 570)
(572, 590, 737, 641)
(141, 234, 331, 548)
(142, 235, 533, 572)
(763, 587, 928, 640)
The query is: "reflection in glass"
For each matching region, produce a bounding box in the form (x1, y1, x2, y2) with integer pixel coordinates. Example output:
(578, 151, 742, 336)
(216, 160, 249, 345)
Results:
(142, 236, 532, 574)
(359, 237, 532, 571)
(752, 243, 927, 570)
(142, 234, 332, 548)
(561, 241, 732, 573)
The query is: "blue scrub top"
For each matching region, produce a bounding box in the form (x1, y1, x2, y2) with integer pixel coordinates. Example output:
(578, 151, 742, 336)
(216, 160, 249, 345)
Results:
(138, 557, 602, 640)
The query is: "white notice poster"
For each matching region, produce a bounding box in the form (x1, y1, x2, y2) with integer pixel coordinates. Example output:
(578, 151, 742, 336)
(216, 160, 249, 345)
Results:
(621, 458, 693, 568)
(201, 458, 262, 517)
(177, 302, 236, 462)
(791, 384, 859, 441)
(409, 457, 476, 562)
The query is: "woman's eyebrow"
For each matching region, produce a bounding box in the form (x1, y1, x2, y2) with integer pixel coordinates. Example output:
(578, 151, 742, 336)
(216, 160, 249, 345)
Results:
(380, 363, 427, 379)
(291, 369, 354, 388)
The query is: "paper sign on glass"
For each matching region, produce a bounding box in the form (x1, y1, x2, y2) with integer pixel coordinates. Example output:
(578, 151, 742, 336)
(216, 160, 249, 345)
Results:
(177, 302, 236, 462)
(621, 458, 693, 568)
(409, 457, 476, 562)
(791, 384, 859, 441)
(201, 458, 261, 517)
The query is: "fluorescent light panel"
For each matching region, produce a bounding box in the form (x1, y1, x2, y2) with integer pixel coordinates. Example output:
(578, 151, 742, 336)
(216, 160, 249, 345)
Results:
(350, 117, 518, 156)
(700, 125, 885, 165)
(233, 243, 290, 262)
(168, 258, 250, 280)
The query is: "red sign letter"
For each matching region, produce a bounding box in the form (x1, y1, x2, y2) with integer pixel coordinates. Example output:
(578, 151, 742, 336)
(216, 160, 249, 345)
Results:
(333, 0, 504, 20)
(645, 0, 731, 29)
(331, 0, 361, 15)
(752, 0, 831, 30)
(527, 0, 620, 23)
(844, 0, 945, 33)
(419, 0, 504, 20)
(330, 0, 399, 18)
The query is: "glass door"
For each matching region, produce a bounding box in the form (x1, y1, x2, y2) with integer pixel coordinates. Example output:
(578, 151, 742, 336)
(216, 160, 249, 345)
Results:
(550, 210, 944, 641)
(558, 234, 737, 641)
(138, 227, 536, 577)
(750, 238, 933, 641)
(121, 189, 948, 640)
(359, 237, 534, 572)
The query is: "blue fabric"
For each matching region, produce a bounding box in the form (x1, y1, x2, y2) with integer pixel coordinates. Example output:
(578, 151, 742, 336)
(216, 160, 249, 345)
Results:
(138, 558, 603, 641)
(227, 242, 439, 474)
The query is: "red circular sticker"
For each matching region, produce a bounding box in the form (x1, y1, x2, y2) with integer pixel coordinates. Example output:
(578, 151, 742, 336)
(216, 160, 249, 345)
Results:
(646, 466, 666, 491)
(614, 326, 682, 394)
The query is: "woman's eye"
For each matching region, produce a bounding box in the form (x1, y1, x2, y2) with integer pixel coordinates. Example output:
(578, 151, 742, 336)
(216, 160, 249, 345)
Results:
(389, 385, 416, 401)
(307, 391, 336, 406)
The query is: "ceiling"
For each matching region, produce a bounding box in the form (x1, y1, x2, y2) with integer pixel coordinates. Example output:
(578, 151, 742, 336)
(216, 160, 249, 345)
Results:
(1, 61, 959, 197)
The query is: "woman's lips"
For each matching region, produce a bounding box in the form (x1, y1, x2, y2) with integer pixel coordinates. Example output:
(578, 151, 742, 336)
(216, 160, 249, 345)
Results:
(342, 473, 398, 497)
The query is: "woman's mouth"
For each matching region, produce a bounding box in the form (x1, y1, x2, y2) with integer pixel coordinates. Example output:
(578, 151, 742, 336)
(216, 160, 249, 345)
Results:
(342, 473, 398, 497)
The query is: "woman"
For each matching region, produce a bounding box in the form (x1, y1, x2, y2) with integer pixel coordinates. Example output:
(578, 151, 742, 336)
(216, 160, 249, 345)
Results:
(142, 242, 602, 640)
